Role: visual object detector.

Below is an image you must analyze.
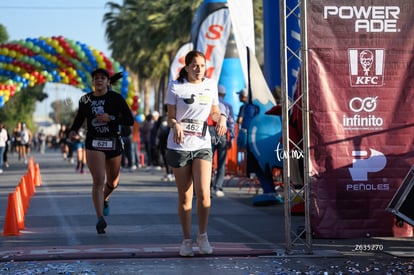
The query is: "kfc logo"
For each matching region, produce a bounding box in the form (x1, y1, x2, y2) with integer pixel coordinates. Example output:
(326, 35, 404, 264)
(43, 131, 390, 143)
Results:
(349, 49, 385, 87)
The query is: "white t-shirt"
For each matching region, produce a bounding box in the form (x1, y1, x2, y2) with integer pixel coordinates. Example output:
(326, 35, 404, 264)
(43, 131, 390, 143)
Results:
(165, 78, 219, 151)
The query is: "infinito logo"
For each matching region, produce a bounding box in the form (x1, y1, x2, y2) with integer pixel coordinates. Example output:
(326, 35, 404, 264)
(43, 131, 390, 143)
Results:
(349, 96, 377, 112)
(348, 49, 385, 87)
(342, 97, 383, 130)
(323, 6, 400, 33)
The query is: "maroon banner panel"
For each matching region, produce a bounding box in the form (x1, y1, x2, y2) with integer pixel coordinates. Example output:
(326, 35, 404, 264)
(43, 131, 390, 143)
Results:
(307, 0, 414, 238)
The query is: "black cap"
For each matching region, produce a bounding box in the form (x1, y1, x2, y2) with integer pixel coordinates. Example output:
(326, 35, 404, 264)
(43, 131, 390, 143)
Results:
(237, 88, 248, 97)
(91, 68, 110, 78)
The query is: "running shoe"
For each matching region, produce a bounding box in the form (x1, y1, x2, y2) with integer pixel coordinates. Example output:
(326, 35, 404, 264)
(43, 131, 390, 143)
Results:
(197, 233, 213, 254)
(103, 201, 110, 216)
(179, 239, 194, 257)
(215, 190, 225, 197)
(96, 217, 107, 234)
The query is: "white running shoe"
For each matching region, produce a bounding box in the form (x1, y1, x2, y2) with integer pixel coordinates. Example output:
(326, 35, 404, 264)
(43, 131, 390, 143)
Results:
(179, 239, 194, 257)
(197, 233, 213, 254)
(215, 190, 225, 197)
(167, 174, 175, 182)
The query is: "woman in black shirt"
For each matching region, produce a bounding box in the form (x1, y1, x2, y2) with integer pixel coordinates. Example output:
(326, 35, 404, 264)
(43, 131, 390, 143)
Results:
(69, 68, 134, 234)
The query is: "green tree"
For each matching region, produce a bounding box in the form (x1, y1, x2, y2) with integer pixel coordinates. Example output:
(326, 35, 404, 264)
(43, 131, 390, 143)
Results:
(103, 0, 263, 113)
(104, 0, 201, 114)
(49, 99, 76, 126)
(0, 85, 48, 133)
(0, 24, 9, 43)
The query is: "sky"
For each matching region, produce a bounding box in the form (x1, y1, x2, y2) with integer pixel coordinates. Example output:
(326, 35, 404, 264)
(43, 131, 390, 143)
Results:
(0, 0, 122, 56)
(0, 0, 123, 118)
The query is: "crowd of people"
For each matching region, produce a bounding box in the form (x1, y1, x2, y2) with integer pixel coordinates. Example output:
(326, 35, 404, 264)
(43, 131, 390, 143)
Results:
(0, 121, 35, 172)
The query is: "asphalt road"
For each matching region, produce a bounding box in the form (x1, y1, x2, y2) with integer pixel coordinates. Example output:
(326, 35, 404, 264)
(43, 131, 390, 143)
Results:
(0, 150, 413, 274)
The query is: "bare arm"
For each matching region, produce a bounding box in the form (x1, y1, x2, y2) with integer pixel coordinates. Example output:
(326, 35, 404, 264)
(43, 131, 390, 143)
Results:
(210, 105, 227, 136)
(167, 104, 183, 144)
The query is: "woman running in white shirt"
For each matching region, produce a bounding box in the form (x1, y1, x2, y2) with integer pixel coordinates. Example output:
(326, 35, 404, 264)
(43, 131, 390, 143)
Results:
(165, 50, 227, 256)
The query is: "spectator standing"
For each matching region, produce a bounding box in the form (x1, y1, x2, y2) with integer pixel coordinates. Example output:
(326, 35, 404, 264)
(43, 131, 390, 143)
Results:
(140, 113, 154, 167)
(120, 125, 133, 172)
(38, 129, 47, 154)
(150, 110, 162, 169)
(158, 105, 174, 181)
(209, 85, 235, 197)
(130, 118, 140, 169)
(20, 123, 32, 164)
(236, 88, 248, 124)
(58, 124, 70, 161)
(3, 127, 10, 168)
(13, 122, 22, 159)
(0, 122, 8, 173)
(72, 127, 87, 174)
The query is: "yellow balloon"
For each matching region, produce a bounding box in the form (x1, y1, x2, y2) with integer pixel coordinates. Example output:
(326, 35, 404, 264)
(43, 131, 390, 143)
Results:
(126, 97, 133, 106)
(127, 89, 135, 98)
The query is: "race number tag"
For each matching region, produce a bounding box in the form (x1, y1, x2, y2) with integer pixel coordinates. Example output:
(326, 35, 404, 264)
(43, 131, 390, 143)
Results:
(92, 138, 116, 150)
(181, 119, 207, 137)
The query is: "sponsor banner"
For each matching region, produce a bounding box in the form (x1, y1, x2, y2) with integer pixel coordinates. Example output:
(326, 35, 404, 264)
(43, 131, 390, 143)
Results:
(169, 42, 193, 83)
(227, 0, 255, 83)
(307, 0, 414, 238)
(194, 7, 231, 80)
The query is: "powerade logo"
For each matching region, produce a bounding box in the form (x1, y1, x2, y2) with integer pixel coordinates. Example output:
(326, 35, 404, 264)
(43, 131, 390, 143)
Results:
(348, 49, 385, 87)
(342, 96, 384, 131)
(323, 6, 400, 33)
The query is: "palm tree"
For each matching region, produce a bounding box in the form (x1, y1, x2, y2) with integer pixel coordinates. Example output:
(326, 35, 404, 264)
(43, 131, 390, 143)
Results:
(104, 0, 201, 114)
(0, 24, 9, 44)
(103, 0, 263, 114)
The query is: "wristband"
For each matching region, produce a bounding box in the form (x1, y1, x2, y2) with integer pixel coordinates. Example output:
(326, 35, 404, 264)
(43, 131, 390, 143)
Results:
(220, 113, 227, 118)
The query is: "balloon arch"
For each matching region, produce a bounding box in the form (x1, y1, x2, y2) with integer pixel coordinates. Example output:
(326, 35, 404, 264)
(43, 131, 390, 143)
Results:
(0, 36, 139, 112)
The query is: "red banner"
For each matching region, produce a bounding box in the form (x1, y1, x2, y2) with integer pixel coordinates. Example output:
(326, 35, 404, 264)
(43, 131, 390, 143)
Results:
(307, 0, 414, 237)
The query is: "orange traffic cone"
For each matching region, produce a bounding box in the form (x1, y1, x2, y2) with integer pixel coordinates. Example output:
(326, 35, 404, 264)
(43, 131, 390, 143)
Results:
(2, 193, 21, 236)
(28, 156, 35, 170)
(19, 177, 29, 213)
(24, 173, 36, 197)
(14, 186, 25, 230)
(34, 163, 42, 187)
(28, 157, 35, 182)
